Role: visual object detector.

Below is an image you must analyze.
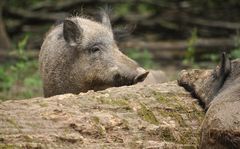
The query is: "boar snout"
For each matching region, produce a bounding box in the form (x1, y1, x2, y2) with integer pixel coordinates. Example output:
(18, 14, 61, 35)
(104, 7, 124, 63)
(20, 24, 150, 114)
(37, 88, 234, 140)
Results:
(134, 69, 149, 84)
(129, 67, 149, 84)
(113, 67, 149, 87)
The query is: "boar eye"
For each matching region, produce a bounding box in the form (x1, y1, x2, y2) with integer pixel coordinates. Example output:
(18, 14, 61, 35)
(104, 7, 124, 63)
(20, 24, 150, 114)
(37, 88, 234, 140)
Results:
(90, 46, 101, 53)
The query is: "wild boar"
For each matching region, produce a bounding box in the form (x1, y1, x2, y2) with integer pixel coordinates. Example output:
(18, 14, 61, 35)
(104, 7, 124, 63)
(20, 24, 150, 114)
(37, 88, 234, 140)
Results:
(178, 53, 240, 149)
(39, 11, 150, 97)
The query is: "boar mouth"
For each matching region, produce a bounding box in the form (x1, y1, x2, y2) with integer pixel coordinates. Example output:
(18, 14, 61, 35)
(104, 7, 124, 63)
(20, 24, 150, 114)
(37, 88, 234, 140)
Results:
(89, 74, 136, 91)
(90, 72, 149, 91)
(133, 71, 149, 84)
(113, 74, 135, 87)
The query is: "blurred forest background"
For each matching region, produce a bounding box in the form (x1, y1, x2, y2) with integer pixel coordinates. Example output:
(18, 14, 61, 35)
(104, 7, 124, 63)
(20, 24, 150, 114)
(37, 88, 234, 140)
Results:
(0, 0, 240, 100)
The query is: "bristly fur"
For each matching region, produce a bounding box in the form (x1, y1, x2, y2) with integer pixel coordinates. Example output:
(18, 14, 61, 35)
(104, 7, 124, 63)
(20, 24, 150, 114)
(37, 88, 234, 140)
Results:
(209, 129, 240, 148)
(99, 5, 112, 19)
(178, 55, 240, 149)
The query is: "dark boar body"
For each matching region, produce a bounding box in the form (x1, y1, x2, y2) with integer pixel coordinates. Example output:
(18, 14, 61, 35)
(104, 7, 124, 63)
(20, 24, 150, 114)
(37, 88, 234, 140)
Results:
(178, 53, 240, 149)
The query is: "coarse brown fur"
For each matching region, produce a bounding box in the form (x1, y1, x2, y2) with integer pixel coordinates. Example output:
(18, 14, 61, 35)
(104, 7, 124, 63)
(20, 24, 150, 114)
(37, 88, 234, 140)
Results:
(178, 53, 240, 148)
(39, 12, 152, 97)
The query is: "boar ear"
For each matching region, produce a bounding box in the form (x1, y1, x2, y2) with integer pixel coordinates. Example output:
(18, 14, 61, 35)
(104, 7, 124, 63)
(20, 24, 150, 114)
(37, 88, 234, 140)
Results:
(217, 52, 231, 78)
(100, 8, 112, 30)
(63, 20, 83, 47)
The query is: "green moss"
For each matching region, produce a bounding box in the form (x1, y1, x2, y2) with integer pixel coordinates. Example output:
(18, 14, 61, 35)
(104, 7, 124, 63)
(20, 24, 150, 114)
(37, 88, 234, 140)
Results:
(154, 92, 177, 104)
(155, 94, 167, 102)
(39, 102, 48, 107)
(172, 113, 186, 127)
(0, 144, 18, 149)
(22, 135, 34, 142)
(179, 128, 199, 145)
(121, 119, 130, 130)
(160, 127, 175, 142)
(112, 99, 129, 106)
(154, 92, 202, 127)
(96, 125, 106, 137)
(91, 116, 106, 137)
(158, 109, 186, 127)
(143, 90, 202, 145)
(154, 92, 187, 126)
(92, 116, 100, 124)
(6, 118, 21, 131)
(28, 123, 39, 129)
(99, 98, 129, 106)
(187, 104, 204, 123)
(137, 103, 159, 125)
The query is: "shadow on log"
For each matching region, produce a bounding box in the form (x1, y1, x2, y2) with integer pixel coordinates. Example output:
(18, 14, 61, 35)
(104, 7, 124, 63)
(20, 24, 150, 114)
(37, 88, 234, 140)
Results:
(0, 81, 204, 148)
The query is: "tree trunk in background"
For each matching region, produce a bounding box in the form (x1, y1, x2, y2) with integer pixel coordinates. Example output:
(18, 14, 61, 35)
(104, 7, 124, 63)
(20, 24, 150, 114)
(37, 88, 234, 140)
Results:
(0, 1, 11, 50)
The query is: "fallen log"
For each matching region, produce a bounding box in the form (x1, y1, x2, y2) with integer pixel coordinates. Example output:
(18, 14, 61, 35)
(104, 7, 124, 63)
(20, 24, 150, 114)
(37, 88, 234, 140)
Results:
(0, 82, 204, 148)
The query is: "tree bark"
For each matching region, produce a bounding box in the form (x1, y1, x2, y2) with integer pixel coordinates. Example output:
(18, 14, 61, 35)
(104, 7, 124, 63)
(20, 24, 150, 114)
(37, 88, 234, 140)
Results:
(0, 1, 11, 50)
(0, 82, 204, 148)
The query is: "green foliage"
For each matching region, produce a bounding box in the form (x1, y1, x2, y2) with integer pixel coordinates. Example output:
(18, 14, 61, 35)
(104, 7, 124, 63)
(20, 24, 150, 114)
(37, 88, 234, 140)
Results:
(16, 35, 29, 60)
(114, 2, 155, 17)
(0, 67, 14, 91)
(203, 31, 240, 63)
(231, 49, 240, 58)
(183, 28, 198, 66)
(137, 3, 156, 15)
(0, 36, 42, 101)
(126, 48, 155, 69)
(202, 54, 219, 63)
(114, 3, 131, 17)
(0, 60, 42, 101)
(231, 31, 240, 59)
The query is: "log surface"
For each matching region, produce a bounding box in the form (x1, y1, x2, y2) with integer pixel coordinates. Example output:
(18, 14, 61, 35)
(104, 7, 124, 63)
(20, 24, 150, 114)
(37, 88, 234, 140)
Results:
(0, 81, 204, 148)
